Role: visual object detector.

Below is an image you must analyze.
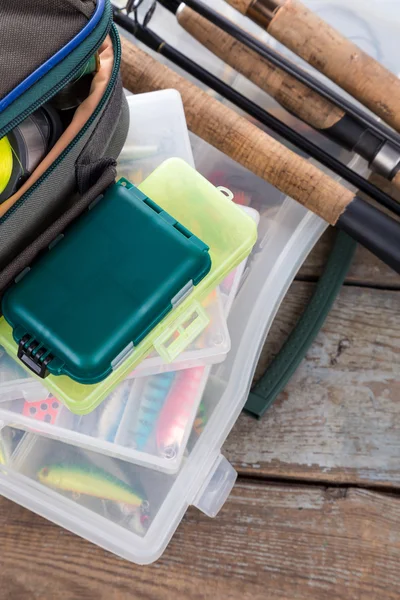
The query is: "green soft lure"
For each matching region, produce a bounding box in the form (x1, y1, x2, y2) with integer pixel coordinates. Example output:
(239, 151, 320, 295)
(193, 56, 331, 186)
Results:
(37, 463, 149, 515)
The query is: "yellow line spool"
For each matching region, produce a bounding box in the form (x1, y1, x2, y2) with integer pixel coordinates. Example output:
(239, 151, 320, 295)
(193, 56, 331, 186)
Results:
(0, 136, 13, 196)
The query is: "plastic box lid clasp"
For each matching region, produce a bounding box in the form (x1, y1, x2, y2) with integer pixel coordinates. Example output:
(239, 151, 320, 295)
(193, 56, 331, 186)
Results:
(193, 455, 238, 518)
(154, 302, 210, 363)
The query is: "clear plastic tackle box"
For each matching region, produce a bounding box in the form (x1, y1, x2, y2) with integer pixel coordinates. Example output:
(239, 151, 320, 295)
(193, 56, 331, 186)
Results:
(0, 159, 257, 414)
(0, 0, 393, 565)
(0, 91, 259, 474)
(0, 89, 232, 396)
(0, 231, 255, 473)
(0, 87, 259, 415)
(0, 90, 233, 399)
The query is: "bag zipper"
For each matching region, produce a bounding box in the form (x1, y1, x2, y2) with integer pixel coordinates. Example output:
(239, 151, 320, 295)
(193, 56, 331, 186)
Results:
(0, 24, 121, 226)
(0, 0, 107, 113)
(0, 1, 112, 141)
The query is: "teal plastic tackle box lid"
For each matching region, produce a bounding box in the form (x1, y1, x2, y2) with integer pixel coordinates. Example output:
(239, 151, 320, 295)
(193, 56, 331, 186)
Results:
(0, 159, 258, 414)
(118, 89, 233, 378)
(0, 211, 259, 475)
(1, 180, 212, 385)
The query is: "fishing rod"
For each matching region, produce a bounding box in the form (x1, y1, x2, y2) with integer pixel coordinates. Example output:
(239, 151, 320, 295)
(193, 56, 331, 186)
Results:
(159, 1, 400, 197)
(224, 0, 400, 135)
(117, 31, 400, 272)
(169, 0, 400, 153)
(112, 5, 400, 218)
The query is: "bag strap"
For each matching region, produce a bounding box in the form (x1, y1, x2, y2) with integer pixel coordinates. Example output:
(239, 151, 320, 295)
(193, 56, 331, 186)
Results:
(245, 230, 357, 419)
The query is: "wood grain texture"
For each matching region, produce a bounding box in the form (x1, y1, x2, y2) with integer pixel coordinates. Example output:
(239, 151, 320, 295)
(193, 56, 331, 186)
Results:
(177, 6, 345, 130)
(1, 483, 400, 599)
(268, 0, 400, 132)
(368, 173, 400, 206)
(226, 281, 400, 487)
(120, 37, 355, 225)
(298, 228, 400, 287)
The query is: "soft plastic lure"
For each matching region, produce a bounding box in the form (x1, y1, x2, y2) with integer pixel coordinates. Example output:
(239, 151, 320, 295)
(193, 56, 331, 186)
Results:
(37, 464, 149, 516)
(133, 371, 176, 451)
(0, 439, 6, 465)
(156, 367, 205, 459)
(97, 380, 132, 442)
(193, 401, 207, 437)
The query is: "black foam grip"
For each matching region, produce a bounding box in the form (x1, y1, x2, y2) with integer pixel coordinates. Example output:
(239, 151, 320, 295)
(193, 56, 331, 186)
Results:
(156, 0, 181, 14)
(324, 114, 383, 161)
(338, 197, 400, 274)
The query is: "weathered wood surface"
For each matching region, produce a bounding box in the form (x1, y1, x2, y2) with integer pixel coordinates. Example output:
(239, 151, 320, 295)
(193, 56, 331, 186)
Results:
(229, 280, 400, 487)
(1, 482, 400, 600)
(298, 228, 399, 287)
(0, 215, 399, 596)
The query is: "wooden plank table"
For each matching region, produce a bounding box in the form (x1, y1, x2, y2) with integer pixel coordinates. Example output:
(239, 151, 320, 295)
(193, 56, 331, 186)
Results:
(0, 230, 399, 599)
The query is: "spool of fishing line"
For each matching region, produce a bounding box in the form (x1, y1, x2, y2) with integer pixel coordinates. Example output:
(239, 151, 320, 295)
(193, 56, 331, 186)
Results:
(51, 53, 100, 111)
(0, 137, 14, 197)
(0, 105, 63, 205)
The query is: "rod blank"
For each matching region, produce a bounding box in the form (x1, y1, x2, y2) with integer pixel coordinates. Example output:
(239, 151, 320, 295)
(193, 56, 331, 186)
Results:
(227, 0, 400, 134)
(177, 5, 345, 132)
(119, 37, 400, 272)
(172, 4, 400, 198)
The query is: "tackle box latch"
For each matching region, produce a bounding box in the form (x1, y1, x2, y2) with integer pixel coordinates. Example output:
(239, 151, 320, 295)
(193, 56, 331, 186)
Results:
(154, 302, 210, 363)
(192, 454, 238, 518)
(17, 335, 53, 379)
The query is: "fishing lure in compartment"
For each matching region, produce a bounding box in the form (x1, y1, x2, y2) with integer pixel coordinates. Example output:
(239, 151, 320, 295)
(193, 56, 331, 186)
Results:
(0, 437, 7, 465)
(156, 367, 206, 460)
(132, 371, 176, 452)
(119, 144, 160, 162)
(0, 428, 25, 466)
(219, 268, 238, 298)
(37, 463, 150, 533)
(96, 380, 132, 443)
(117, 135, 181, 183)
(187, 401, 208, 454)
(193, 401, 208, 438)
(23, 396, 62, 425)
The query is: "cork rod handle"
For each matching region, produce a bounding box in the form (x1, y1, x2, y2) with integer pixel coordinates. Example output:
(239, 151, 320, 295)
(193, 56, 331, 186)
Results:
(120, 36, 353, 226)
(228, 0, 400, 133)
(177, 5, 344, 131)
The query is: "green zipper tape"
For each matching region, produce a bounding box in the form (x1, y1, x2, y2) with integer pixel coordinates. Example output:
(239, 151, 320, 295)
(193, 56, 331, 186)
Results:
(0, 1, 112, 140)
(0, 22, 120, 226)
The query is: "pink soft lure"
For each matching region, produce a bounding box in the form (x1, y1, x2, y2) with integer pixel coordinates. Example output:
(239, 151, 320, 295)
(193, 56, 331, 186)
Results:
(156, 367, 205, 459)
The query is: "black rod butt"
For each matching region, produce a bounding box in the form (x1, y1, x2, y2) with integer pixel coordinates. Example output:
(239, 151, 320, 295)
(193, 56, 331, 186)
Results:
(157, 0, 181, 14)
(338, 197, 400, 274)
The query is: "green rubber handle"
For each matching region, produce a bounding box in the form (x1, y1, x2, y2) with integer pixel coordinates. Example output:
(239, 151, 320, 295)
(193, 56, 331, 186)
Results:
(245, 230, 357, 419)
